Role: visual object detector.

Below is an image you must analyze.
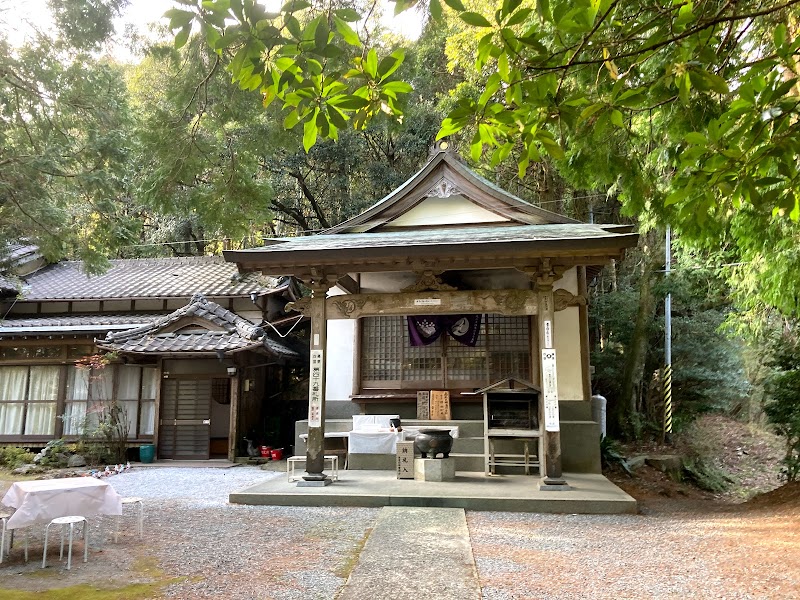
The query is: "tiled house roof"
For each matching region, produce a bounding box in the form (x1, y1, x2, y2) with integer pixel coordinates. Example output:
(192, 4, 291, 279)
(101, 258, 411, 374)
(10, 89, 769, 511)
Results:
(97, 294, 300, 359)
(0, 314, 161, 335)
(20, 256, 277, 301)
(0, 275, 19, 298)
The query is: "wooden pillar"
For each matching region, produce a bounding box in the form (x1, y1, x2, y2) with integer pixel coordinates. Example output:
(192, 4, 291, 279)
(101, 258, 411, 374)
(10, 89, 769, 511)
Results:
(227, 375, 239, 462)
(537, 268, 569, 489)
(300, 280, 332, 485)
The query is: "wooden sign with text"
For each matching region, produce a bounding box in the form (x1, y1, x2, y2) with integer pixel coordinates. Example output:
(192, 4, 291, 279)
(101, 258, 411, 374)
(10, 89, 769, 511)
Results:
(416, 391, 430, 420)
(430, 390, 451, 420)
(396, 441, 415, 479)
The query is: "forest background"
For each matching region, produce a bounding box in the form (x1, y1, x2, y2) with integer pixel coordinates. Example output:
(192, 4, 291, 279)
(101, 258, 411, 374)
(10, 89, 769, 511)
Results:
(1, 0, 799, 486)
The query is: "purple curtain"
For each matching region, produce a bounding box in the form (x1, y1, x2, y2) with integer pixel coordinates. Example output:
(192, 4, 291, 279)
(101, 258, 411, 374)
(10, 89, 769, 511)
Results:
(407, 316, 445, 346)
(408, 315, 482, 347)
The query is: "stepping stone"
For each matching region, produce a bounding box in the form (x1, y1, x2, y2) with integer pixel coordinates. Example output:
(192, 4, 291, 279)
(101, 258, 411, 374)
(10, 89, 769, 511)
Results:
(338, 506, 480, 599)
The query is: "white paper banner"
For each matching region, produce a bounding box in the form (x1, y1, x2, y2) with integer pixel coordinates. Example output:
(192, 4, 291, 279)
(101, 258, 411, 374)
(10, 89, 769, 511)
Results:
(541, 348, 560, 431)
(308, 349, 324, 427)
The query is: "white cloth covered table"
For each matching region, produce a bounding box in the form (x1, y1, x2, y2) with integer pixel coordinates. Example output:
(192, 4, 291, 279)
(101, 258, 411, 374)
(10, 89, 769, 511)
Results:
(2, 478, 123, 529)
(348, 430, 406, 454)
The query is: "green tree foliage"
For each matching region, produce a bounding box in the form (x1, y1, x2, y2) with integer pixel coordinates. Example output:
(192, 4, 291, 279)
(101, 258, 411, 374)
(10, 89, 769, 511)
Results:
(591, 243, 750, 438)
(127, 36, 276, 253)
(765, 329, 800, 481)
(0, 7, 139, 270)
(187, 0, 800, 316)
(126, 25, 444, 249)
(169, 0, 413, 152)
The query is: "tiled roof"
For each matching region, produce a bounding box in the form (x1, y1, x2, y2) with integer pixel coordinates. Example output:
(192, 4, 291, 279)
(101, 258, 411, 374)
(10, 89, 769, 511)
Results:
(0, 314, 162, 334)
(100, 331, 258, 354)
(231, 223, 635, 254)
(97, 294, 300, 359)
(98, 330, 299, 357)
(0, 275, 19, 298)
(20, 256, 281, 301)
(103, 294, 263, 344)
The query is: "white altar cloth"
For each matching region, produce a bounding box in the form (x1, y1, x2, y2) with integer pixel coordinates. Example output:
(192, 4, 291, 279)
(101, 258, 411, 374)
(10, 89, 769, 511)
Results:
(348, 430, 405, 454)
(2, 477, 123, 529)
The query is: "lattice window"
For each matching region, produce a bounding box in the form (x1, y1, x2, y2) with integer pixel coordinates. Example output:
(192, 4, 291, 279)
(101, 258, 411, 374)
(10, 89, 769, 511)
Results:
(361, 316, 404, 383)
(361, 314, 531, 389)
(487, 314, 531, 382)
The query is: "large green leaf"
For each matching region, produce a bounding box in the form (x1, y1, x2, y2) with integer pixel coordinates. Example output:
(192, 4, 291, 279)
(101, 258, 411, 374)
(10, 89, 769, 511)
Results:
(460, 12, 493, 27)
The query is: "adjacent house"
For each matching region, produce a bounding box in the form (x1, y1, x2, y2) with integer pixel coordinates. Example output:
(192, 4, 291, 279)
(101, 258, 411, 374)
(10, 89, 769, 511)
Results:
(0, 255, 305, 460)
(224, 143, 638, 484)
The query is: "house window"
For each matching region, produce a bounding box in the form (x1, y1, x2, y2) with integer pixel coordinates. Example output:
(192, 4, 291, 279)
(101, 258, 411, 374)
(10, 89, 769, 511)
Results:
(361, 314, 531, 389)
(63, 364, 156, 438)
(0, 366, 59, 436)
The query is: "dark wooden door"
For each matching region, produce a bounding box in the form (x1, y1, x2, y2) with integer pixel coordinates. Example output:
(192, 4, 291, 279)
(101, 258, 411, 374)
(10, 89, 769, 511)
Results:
(159, 379, 212, 459)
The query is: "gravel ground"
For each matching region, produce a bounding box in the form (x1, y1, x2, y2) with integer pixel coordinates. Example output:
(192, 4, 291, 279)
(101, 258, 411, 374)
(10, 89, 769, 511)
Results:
(0, 466, 378, 599)
(469, 508, 800, 600)
(1, 467, 798, 599)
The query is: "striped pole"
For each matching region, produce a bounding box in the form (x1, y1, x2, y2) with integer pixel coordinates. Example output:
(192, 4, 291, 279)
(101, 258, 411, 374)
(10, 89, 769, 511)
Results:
(663, 225, 673, 445)
(663, 363, 673, 442)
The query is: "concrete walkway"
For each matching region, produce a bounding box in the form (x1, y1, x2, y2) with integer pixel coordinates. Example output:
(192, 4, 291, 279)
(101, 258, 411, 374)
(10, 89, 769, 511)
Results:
(338, 506, 481, 600)
(231, 470, 637, 514)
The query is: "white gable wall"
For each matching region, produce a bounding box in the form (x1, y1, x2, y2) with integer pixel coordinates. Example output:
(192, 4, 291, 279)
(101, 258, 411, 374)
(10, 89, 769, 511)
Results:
(384, 196, 510, 227)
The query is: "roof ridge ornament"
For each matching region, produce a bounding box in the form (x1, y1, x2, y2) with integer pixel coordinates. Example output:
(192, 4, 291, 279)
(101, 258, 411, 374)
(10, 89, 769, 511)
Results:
(430, 138, 452, 156)
(425, 176, 462, 199)
(402, 271, 457, 292)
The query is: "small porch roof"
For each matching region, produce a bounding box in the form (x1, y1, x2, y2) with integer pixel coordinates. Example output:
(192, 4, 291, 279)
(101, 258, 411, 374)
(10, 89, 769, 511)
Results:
(96, 294, 302, 360)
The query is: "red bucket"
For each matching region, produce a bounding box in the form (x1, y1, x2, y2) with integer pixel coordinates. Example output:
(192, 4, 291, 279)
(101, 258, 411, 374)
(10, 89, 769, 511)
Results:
(260, 446, 272, 458)
(270, 448, 283, 461)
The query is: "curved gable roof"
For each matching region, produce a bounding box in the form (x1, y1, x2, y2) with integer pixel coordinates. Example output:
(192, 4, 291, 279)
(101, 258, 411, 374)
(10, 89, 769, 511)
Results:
(323, 149, 577, 234)
(97, 294, 299, 359)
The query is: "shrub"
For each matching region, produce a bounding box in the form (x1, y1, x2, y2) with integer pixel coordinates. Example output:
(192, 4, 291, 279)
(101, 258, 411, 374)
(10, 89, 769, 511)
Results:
(0, 446, 35, 469)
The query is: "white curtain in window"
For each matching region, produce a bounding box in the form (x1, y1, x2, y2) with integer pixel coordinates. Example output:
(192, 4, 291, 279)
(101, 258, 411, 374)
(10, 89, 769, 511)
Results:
(64, 366, 89, 435)
(62, 402, 86, 435)
(0, 403, 24, 435)
(25, 403, 56, 434)
(140, 402, 155, 435)
(117, 367, 140, 400)
(0, 366, 27, 401)
(28, 366, 59, 400)
(0, 367, 27, 435)
(66, 367, 90, 400)
(141, 368, 157, 400)
(89, 368, 114, 401)
(122, 400, 138, 437)
(24, 366, 59, 435)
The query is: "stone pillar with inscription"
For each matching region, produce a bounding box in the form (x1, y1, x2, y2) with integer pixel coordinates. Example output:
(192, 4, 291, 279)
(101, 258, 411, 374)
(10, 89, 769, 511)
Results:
(299, 280, 332, 486)
(537, 269, 570, 490)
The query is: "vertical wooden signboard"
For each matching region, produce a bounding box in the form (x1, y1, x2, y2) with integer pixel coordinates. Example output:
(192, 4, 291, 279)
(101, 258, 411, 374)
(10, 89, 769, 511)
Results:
(308, 349, 323, 427)
(541, 349, 560, 432)
(416, 391, 430, 420)
(396, 441, 415, 479)
(430, 390, 451, 420)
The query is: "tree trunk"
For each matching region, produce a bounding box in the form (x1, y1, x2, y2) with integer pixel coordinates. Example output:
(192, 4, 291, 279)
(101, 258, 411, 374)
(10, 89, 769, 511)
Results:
(615, 233, 659, 439)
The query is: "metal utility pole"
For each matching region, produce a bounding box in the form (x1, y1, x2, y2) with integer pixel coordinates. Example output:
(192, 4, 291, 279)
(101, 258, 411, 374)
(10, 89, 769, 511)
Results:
(663, 225, 673, 445)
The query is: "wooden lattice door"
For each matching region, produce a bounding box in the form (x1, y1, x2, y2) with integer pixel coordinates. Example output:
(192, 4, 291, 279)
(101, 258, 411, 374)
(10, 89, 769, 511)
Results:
(158, 379, 212, 459)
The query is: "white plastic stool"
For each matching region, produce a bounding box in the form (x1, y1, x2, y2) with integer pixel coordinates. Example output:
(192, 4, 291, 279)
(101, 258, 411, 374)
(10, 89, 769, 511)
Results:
(43, 516, 88, 570)
(287, 455, 339, 482)
(114, 497, 144, 542)
(0, 511, 10, 563)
